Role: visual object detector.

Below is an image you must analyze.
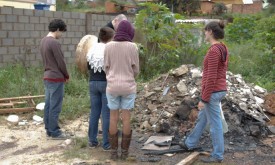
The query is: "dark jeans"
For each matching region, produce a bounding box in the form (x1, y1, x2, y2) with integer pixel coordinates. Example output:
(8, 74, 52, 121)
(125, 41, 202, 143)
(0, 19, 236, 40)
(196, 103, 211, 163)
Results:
(44, 80, 64, 137)
(88, 81, 110, 149)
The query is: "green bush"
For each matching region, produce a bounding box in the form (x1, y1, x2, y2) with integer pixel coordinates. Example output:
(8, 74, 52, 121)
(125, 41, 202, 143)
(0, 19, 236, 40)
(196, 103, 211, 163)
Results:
(135, 2, 201, 80)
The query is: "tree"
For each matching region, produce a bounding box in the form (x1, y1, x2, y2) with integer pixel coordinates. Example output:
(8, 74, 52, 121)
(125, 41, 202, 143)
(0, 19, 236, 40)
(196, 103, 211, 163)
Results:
(158, 0, 200, 15)
(212, 3, 227, 15)
(267, 0, 275, 5)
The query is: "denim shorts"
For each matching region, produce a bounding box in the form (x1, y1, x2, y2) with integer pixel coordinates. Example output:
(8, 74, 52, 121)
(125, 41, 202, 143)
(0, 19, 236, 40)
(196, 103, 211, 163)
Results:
(106, 93, 136, 110)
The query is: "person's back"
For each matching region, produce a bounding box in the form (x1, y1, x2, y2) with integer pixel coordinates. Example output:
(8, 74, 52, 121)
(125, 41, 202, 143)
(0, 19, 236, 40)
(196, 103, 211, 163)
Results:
(104, 41, 139, 95)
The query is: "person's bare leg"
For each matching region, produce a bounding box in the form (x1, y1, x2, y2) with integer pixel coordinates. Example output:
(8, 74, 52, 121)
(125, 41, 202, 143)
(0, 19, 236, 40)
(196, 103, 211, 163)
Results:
(121, 110, 131, 134)
(109, 110, 119, 134)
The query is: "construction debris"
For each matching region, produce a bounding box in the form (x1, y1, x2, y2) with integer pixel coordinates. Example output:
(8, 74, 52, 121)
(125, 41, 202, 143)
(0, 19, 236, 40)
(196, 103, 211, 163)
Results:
(0, 95, 45, 114)
(135, 64, 274, 152)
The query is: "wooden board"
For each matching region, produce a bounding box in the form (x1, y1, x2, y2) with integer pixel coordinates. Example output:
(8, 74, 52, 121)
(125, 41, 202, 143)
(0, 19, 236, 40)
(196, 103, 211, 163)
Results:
(176, 152, 210, 165)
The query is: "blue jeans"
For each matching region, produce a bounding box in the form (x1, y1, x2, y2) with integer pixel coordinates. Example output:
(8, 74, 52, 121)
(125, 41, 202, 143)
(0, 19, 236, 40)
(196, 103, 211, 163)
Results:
(44, 80, 64, 137)
(185, 91, 226, 160)
(88, 81, 110, 149)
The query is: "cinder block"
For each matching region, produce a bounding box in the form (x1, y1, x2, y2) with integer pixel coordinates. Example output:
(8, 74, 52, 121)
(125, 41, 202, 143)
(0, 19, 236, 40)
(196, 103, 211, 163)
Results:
(34, 24, 45, 31)
(80, 13, 85, 19)
(75, 19, 85, 26)
(30, 31, 40, 38)
(13, 8, 23, 15)
(30, 16, 39, 23)
(30, 60, 40, 67)
(97, 15, 103, 20)
(25, 24, 35, 31)
(70, 25, 79, 31)
(2, 23, 13, 30)
(71, 38, 79, 44)
(66, 57, 75, 64)
(40, 17, 49, 24)
(18, 16, 29, 23)
(104, 15, 111, 21)
(3, 54, 15, 63)
(0, 47, 8, 55)
(13, 23, 25, 30)
(67, 32, 75, 38)
(53, 11, 63, 18)
(35, 39, 42, 45)
(79, 26, 85, 32)
(0, 31, 7, 38)
(63, 38, 71, 45)
(63, 12, 71, 18)
(23, 9, 34, 16)
(45, 11, 53, 17)
(25, 38, 35, 45)
(68, 45, 75, 51)
(92, 14, 97, 20)
(20, 31, 30, 38)
(2, 38, 13, 46)
(26, 54, 36, 61)
(67, 19, 75, 25)
(8, 31, 19, 38)
(6, 15, 18, 23)
(1, 7, 12, 15)
(71, 12, 79, 19)
(34, 10, 44, 17)
(64, 51, 72, 58)
(75, 32, 83, 38)
(8, 47, 20, 54)
(95, 21, 101, 26)
(14, 38, 25, 46)
(0, 15, 6, 22)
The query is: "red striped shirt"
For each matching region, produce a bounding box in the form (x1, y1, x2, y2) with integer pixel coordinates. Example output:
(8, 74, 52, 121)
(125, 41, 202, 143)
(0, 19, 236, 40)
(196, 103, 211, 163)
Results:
(201, 43, 228, 103)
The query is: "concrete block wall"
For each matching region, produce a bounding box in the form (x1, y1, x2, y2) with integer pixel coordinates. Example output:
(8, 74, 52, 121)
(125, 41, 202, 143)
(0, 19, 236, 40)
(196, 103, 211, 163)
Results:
(0, 6, 135, 67)
(0, 6, 86, 67)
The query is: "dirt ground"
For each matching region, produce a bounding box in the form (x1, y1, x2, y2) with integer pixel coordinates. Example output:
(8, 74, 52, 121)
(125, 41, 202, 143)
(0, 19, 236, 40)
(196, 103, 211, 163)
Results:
(0, 114, 274, 165)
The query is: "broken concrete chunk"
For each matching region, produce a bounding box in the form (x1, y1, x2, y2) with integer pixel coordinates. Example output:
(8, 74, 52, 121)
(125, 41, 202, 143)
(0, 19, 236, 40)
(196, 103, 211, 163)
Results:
(190, 68, 202, 78)
(33, 115, 43, 122)
(36, 102, 45, 111)
(144, 92, 155, 98)
(172, 65, 188, 76)
(176, 80, 188, 94)
(7, 115, 19, 123)
(254, 85, 266, 94)
(239, 102, 248, 111)
(254, 96, 264, 105)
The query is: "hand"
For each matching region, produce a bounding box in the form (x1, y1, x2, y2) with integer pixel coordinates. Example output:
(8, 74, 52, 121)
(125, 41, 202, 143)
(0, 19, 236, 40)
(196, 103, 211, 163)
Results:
(197, 101, 205, 111)
(65, 79, 69, 83)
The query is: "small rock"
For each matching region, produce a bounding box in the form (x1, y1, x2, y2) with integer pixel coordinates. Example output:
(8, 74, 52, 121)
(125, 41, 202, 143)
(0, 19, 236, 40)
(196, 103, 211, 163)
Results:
(144, 92, 155, 98)
(33, 115, 43, 122)
(176, 80, 188, 94)
(239, 102, 248, 111)
(254, 96, 264, 104)
(137, 137, 145, 143)
(254, 85, 266, 94)
(36, 102, 45, 111)
(250, 125, 260, 137)
(7, 115, 19, 123)
(172, 65, 188, 76)
(190, 68, 202, 78)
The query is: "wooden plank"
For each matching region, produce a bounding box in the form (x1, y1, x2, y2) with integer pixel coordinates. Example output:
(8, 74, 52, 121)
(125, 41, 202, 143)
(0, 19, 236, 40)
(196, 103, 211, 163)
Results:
(0, 95, 45, 102)
(176, 152, 200, 165)
(176, 152, 210, 165)
(0, 103, 14, 107)
(0, 107, 35, 114)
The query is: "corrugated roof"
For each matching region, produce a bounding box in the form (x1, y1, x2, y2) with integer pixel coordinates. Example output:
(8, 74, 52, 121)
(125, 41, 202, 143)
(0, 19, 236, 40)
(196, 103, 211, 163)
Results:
(243, 0, 253, 4)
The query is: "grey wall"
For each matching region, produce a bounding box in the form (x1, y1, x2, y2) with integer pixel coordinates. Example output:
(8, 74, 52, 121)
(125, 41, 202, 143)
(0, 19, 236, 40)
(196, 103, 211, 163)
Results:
(0, 6, 134, 67)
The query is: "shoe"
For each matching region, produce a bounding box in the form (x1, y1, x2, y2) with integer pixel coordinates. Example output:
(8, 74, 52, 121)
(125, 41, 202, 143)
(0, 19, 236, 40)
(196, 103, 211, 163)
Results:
(121, 130, 132, 160)
(201, 156, 223, 163)
(102, 145, 111, 151)
(88, 142, 100, 148)
(98, 130, 103, 135)
(109, 131, 119, 160)
(51, 133, 70, 140)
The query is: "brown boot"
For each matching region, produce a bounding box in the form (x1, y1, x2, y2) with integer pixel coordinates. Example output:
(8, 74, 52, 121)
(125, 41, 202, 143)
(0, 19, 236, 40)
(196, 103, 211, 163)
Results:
(109, 131, 118, 160)
(121, 130, 132, 160)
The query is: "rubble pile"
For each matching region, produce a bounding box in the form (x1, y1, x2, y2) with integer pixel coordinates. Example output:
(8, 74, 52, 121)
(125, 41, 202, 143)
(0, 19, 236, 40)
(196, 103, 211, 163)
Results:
(134, 64, 274, 141)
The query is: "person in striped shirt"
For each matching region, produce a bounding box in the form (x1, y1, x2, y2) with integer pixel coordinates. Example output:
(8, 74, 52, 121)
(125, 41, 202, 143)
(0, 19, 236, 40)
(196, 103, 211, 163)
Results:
(179, 21, 229, 163)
